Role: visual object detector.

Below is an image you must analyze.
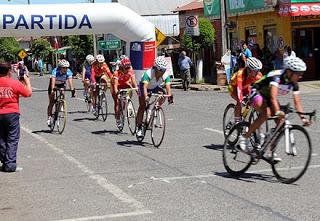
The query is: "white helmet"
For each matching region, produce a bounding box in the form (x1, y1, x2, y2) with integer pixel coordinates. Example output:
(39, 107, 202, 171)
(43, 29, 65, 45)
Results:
(154, 56, 168, 72)
(283, 57, 306, 72)
(86, 54, 95, 64)
(119, 54, 127, 60)
(246, 57, 262, 71)
(58, 59, 70, 68)
(96, 54, 105, 63)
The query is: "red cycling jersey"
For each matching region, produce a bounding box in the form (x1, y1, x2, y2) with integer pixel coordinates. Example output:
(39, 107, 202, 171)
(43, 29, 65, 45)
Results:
(91, 63, 112, 83)
(113, 69, 135, 89)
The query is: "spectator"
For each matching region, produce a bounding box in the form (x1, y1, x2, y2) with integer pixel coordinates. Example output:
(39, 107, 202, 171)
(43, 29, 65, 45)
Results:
(0, 62, 32, 172)
(178, 51, 193, 91)
(241, 42, 252, 61)
(15, 61, 29, 81)
(283, 45, 296, 60)
(273, 49, 283, 69)
(221, 49, 232, 84)
(37, 58, 44, 76)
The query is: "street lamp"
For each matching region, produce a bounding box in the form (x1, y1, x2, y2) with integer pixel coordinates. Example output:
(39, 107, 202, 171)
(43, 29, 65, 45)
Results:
(173, 24, 177, 37)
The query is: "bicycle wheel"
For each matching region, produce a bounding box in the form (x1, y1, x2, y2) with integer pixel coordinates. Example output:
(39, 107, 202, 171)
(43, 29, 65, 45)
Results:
(223, 103, 237, 142)
(151, 107, 166, 148)
(127, 99, 136, 135)
(248, 110, 269, 145)
(223, 121, 253, 177)
(137, 111, 148, 143)
(57, 100, 67, 134)
(100, 92, 108, 121)
(85, 93, 92, 112)
(271, 125, 312, 184)
(49, 111, 56, 132)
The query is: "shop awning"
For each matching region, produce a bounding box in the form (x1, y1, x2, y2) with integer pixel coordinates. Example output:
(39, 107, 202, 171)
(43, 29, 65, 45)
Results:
(278, 2, 320, 16)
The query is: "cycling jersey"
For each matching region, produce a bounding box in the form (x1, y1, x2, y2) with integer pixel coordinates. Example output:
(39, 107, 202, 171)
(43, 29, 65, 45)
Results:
(228, 68, 263, 102)
(91, 63, 112, 83)
(82, 61, 92, 80)
(51, 67, 73, 84)
(113, 69, 135, 88)
(140, 68, 171, 90)
(252, 69, 300, 99)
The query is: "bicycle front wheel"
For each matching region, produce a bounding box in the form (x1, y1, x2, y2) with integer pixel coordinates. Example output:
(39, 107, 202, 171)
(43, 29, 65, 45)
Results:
(151, 107, 166, 148)
(223, 121, 253, 177)
(127, 100, 136, 135)
(271, 125, 312, 184)
(100, 92, 108, 121)
(223, 103, 237, 144)
(57, 100, 67, 134)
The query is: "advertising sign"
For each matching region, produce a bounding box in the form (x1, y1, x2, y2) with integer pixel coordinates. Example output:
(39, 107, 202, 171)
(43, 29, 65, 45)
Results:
(130, 41, 155, 70)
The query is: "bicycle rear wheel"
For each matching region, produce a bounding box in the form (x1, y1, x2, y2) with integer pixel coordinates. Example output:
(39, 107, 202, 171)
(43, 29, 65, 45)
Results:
(223, 103, 238, 145)
(271, 125, 312, 184)
(151, 107, 166, 148)
(100, 92, 108, 121)
(127, 99, 136, 135)
(223, 121, 253, 177)
(85, 94, 92, 112)
(57, 100, 67, 134)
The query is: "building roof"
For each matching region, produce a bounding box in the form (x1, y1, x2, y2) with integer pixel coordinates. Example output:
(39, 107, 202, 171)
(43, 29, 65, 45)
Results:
(174, 0, 203, 12)
(112, 0, 193, 15)
(144, 15, 180, 36)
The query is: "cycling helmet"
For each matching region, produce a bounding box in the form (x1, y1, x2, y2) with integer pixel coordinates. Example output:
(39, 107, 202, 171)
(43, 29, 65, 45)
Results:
(119, 54, 128, 60)
(154, 56, 168, 72)
(96, 54, 105, 63)
(86, 54, 95, 64)
(120, 57, 131, 69)
(58, 59, 70, 68)
(283, 57, 306, 72)
(246, 57, 263, 71)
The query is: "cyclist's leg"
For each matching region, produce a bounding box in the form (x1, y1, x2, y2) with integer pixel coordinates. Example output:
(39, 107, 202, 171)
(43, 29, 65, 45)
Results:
(47, 81, 55, 119)
(113, 79, 120, 120)
(136, 83, 147, 126)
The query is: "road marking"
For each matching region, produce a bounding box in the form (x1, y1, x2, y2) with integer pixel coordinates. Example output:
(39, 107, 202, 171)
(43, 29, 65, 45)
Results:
(204, 127, 224, 135)
(21, 126, 152, 213)
(75, 97, 85, 102)
(312, 153, 318, 157)
(51, 210, 153, 221)
(149, 164, 320, 182)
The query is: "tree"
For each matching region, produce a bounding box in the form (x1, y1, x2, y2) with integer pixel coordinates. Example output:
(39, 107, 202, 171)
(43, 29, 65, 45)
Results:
(31, 38, 52, 62)
(63, 35, 93, 63)
(182, 17, 215, 52)
(0, 37, 22, 62)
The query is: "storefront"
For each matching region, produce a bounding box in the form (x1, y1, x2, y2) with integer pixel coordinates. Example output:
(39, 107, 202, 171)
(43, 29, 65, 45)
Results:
(279, 0, 320, 80)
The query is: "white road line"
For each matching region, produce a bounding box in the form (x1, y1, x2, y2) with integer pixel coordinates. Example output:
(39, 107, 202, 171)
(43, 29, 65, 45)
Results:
(75, 97, 85, 102)
(21, 126, 151, 213)
(149, 164, 320, 182)
(312, 153, 318, 157)
(51, 210, 153, 221)
(204, 127, 224, 135)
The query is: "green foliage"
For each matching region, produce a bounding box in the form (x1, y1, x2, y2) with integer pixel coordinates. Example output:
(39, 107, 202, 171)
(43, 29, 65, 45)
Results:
(63, 35, 93, 63)
(31, 38, 52, 62)
(0, 37, 22, 62)
(182, 17, 215, 52)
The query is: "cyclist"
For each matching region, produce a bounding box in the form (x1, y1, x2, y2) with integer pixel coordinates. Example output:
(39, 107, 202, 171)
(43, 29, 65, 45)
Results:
(136, 56, 173, 139)
(112, 57, 138, 129)
(47, 59, 75, 127)
(90, 54, 113, 116)
(238, 56, 310, 160)
(227, 57, 263, 123)
(110, 55, 131, 73)
(81, 54, 95, 98)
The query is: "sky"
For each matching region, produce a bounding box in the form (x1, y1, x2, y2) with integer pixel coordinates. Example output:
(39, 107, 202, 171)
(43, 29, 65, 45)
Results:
(0, 0, 111, 4)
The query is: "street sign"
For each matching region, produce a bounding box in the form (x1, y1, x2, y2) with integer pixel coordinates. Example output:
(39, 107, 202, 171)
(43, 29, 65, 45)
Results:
(98, 40, 121, 50)
(155, 27, 166, 48)
(186, 15, 200, 36)
(18, 50, 27, 59)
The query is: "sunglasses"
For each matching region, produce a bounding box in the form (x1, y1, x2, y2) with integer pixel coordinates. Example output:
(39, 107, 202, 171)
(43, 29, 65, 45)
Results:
(155, 66, 166, 73)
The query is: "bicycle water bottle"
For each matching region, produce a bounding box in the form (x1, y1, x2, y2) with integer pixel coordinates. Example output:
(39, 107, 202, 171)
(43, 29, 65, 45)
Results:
(260, 132, 265, 146)
(242, 106, 250, 119)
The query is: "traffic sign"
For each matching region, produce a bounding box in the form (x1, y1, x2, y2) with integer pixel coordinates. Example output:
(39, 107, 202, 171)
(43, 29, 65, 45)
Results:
(155, 27, 166, 48)
(186, 15, 200, 36)
(18, 50, 27, 59)
(98, 40, 121, 50)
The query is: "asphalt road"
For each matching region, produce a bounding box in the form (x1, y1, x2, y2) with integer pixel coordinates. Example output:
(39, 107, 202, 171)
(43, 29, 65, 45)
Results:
(1, 75, 320, 221)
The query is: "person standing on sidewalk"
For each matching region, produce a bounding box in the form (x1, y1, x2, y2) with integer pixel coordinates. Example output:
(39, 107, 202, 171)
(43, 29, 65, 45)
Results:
(37, 58, 44, 76)
(178, 51, 193, 91)
(0, 62, 32, 172)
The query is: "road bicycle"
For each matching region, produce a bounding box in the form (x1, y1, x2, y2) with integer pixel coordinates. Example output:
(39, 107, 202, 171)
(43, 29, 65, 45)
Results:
(83, 83, 92, 112)
(117, 88, 137, 134)
(49, 88, 67, 134)
(137, 93, 172, 148)
(92, 82, 108, 121)
(223, 103, 316, 184)
(223, 97, 267, 145)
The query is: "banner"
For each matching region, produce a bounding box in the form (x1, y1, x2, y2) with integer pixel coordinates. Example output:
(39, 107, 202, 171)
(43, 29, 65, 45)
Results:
(130, 41, 155, 70)
(279, 2, 320, 16)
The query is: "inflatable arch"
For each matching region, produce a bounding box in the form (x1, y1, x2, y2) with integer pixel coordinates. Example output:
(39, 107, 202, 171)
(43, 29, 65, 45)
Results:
(0, 3, 156, 74)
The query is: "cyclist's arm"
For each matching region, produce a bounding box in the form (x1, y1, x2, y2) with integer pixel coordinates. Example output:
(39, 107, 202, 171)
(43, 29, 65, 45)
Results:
(51, 77, 56, 93)
(81, 66, 86, 82)
(164, 76, 172, 96)
(130, 74, 138, 90)
(270, 85, 280, 113)
(236, 74, 244, 102)
(91, 66, 96, 84)
(103, 64, 113, 79)
(143, 82, 148, 99)
(67, 77, 74, 90)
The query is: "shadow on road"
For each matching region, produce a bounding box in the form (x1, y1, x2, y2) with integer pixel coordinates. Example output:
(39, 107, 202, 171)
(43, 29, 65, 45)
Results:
(67, 110, 89, 114)
(32, 130, 52, 134)
(203, 144, 224, 151)
(73, 117, 96, 122)
(117, 140, 154, 148)
(214, 171, 278, 183)
(92, 130, 120, 135)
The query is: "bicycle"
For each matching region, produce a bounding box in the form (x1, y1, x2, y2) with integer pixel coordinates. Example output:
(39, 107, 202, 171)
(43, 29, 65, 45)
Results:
(117, 88, 137, 134)
(223, 103, 316, 184)
(223, 97, 267, 145)
(49, 88, 67, 134)
(83, 85, 92, 112)
(137, 93, 172, 148)
(92, 82, 108, 121)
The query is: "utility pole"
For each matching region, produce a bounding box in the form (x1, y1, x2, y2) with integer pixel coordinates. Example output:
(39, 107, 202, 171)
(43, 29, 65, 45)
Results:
(90, 0, 97, 55)
(220, 0, 228, 54)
